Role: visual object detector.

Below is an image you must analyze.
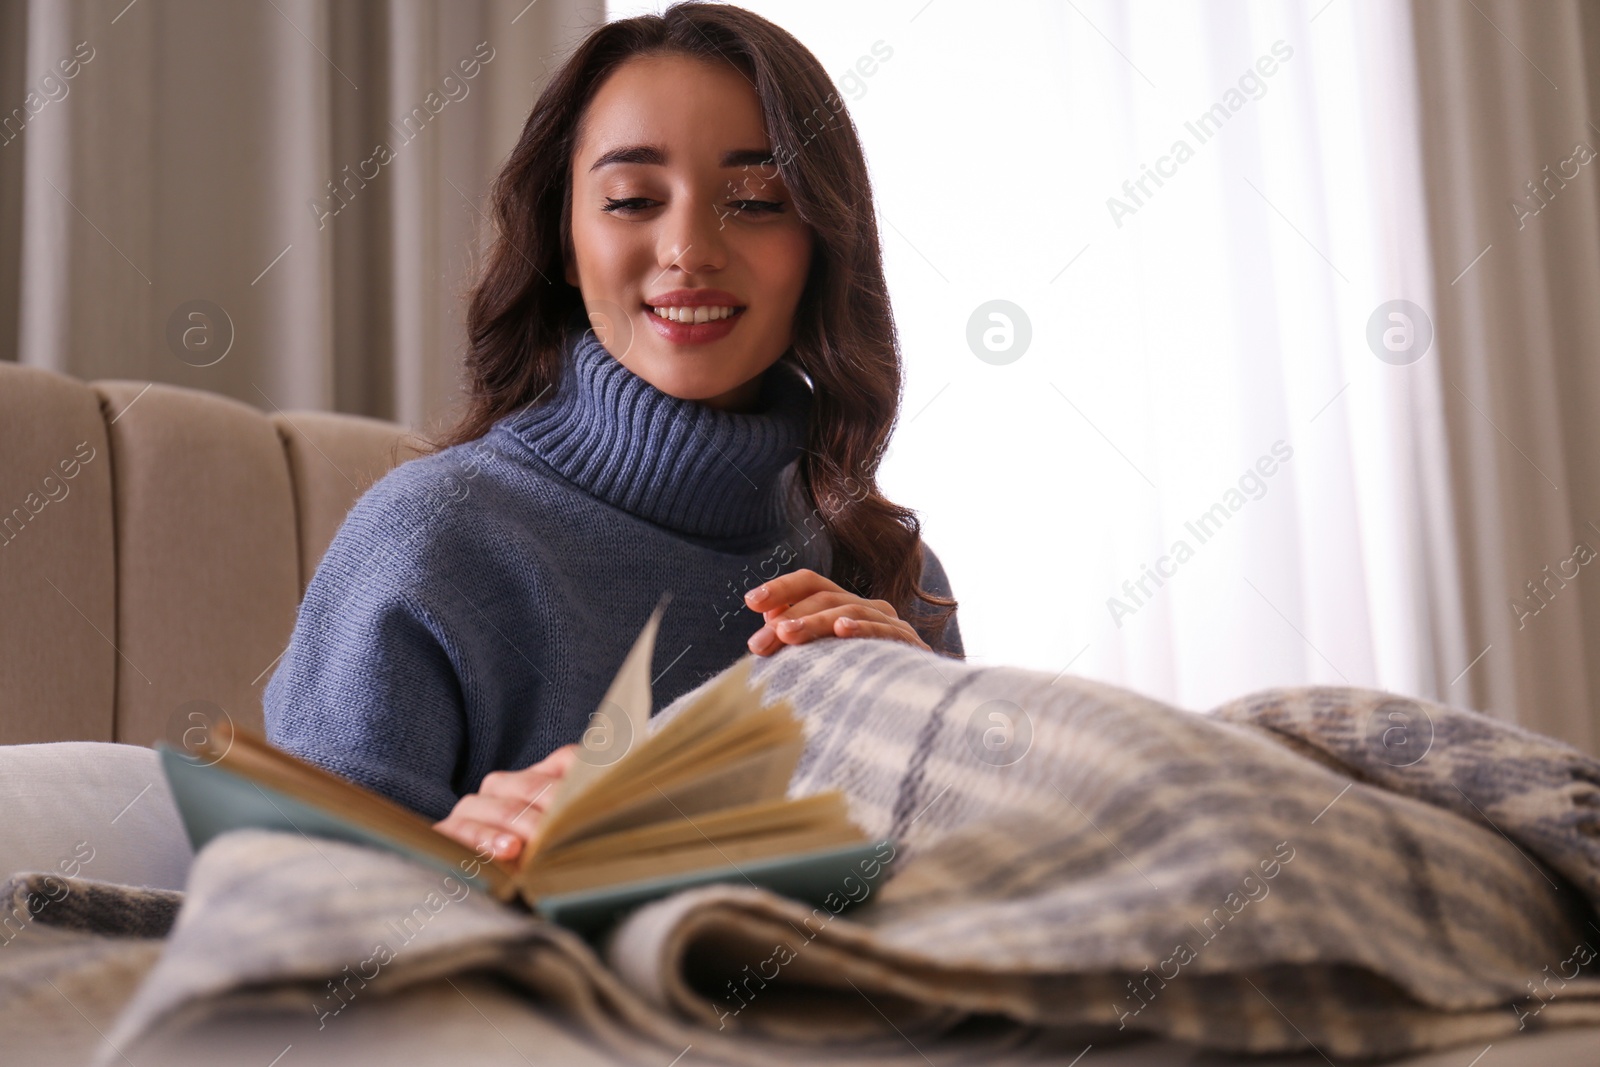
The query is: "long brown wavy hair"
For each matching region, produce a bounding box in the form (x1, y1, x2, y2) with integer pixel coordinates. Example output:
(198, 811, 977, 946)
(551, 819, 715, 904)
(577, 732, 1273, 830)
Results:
(426, 1, 960, 656)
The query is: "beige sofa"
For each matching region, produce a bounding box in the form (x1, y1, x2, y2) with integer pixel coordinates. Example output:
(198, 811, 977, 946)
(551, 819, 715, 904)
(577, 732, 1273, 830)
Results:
(0, 362, 418, 747)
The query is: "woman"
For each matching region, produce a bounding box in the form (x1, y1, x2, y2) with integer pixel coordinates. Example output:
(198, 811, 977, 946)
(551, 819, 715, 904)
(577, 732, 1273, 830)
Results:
(264, 2, 962, 865)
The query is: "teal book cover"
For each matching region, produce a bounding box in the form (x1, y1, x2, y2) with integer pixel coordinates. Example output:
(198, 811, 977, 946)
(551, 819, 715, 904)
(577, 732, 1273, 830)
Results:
(158, 742, 896, 936)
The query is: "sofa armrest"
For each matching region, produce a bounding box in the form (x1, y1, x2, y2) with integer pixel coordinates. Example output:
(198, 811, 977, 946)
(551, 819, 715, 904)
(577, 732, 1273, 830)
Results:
(0, 742, 193, 892)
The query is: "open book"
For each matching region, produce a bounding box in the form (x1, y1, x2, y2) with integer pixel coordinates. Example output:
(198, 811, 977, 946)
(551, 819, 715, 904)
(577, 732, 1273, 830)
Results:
(157, 596, 895, 933)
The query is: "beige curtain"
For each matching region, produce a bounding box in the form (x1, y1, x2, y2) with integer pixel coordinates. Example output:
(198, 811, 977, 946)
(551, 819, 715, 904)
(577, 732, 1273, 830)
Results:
(1411, 0, 1600, 753)
(0, 0, 600, 429)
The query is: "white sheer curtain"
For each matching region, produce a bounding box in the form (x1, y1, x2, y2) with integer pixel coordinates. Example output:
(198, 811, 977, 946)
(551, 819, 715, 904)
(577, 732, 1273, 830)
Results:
(608, 0, 1464, 711)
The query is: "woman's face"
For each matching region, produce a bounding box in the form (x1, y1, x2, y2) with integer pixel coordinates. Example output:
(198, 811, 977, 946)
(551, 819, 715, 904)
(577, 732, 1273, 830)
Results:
(566, 53, 814, 412)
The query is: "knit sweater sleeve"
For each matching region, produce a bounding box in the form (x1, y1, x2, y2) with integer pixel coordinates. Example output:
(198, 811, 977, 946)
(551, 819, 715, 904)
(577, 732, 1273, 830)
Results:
(916, 541, 965, 659)
(263, 471, 472, 823)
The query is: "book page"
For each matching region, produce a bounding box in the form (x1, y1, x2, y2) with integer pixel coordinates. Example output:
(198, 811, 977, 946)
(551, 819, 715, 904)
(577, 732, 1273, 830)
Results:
(538, 736, 805, 845)
(518, 791, 862, 896)
(531, 643, 785, 857)
(534, 698, 800, 849)
(523, 823, 866, 898)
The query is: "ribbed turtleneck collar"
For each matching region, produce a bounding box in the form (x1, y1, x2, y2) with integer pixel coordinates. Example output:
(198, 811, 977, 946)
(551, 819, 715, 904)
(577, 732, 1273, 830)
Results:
(498, 314, 813, 544)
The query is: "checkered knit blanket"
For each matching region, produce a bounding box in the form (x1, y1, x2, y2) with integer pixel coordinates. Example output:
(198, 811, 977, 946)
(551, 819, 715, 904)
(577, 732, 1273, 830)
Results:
(4, 637, 1599, 1064)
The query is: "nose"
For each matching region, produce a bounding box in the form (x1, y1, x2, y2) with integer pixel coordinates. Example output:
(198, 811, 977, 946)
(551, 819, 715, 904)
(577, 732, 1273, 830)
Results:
(655, 193, 729, 278)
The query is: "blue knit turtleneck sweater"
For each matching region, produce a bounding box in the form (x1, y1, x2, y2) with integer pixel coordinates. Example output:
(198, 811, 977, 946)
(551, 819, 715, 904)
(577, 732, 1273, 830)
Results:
(263, 316, 963, 821)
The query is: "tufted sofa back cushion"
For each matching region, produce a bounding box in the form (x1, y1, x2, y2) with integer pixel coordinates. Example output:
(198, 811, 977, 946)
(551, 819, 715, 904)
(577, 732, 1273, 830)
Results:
(0, 363, 417, 745)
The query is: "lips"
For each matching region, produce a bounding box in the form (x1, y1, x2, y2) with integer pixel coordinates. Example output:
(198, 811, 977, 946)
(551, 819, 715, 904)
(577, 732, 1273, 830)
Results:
(642, 300, 745, 345)
(644, 287, 745, 307)
(648, 304, 740, 324)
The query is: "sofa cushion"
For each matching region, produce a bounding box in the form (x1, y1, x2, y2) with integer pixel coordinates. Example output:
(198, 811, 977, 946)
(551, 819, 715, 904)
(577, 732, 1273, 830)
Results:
(94, 380, 300, 745)
(271, 410, 421, 596)
(0, 364, 115, 743)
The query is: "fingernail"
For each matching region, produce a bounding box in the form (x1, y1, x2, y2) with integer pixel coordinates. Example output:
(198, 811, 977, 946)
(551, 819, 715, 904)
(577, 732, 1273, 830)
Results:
(838, 618, 857, 632)
(745, 585, 768, 606)
(494, 833, 518, 853)
(778, 619, 803, 634)
(748, 628, 776, 653)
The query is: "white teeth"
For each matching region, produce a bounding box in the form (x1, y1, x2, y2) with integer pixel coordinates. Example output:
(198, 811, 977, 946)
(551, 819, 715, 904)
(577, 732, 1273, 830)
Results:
(651, 305, 737, 323)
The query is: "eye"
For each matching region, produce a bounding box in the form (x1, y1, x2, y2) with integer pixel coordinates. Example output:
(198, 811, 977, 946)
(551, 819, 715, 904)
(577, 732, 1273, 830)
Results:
(727, 200, 786, 216)
(601, 196, 787, 217)
(601, 197, 655, 214)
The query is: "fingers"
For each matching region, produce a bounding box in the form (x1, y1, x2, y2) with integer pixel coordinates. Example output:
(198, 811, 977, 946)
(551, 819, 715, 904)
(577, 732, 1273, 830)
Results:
(835, 616, 930, 650)
(748, 601, 864, 652)
(792, 604, 911, 647)
(759, 590, 855, 622)
(532, 742, 579, 777)
(435, 814, 524, 862)
(743, 568, 839, 615)
(478, 766, 563, 811)
(749, 601, 913, 654)
(434, 747, 580, 862)
(436, 790, 551, 859)
(785, 602, 897, 641)
(471, 790, 549, 836)
(747, 591, 867, 653)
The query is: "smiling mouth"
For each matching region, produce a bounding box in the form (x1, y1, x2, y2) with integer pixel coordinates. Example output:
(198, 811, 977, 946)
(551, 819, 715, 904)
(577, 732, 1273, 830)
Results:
(644, 304, 747, 324)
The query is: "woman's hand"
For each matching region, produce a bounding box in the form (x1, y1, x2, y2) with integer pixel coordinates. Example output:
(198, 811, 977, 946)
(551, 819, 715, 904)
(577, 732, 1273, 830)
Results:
(433, 743, 579, 863)
(744, 568, 931, 655)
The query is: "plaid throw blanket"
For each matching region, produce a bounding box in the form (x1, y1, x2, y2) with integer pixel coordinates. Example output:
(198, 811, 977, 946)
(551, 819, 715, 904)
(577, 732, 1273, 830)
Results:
(4, 637, 1599, 1064)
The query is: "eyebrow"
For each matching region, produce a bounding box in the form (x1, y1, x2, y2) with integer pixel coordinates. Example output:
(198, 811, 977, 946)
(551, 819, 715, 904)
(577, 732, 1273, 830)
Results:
(587, 144, 777, 172)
